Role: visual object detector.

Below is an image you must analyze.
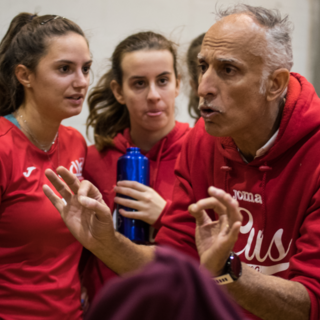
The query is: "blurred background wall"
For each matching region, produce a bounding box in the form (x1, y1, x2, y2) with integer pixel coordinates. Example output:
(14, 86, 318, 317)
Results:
(0, 0, 317, 144)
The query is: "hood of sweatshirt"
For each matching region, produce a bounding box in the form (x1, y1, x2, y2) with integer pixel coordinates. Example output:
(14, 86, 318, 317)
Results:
(216, 73, 320, 166)
(112, 121, 190, 160)
(112, 121, 190, 188)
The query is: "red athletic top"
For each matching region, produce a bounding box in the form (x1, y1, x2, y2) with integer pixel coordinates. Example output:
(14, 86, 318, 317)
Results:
(0, 117, 87, 320)
(156, 74, 320, 319)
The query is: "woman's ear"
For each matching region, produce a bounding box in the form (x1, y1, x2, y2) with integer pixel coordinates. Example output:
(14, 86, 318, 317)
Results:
(110, 80, 125, 105)
(175, 75, 181, 97)
(15, 64, 32, 88)
(266, 68, 290, 102)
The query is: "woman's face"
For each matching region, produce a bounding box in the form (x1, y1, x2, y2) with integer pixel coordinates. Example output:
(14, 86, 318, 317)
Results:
(27, 32, 92, 122)
(116, 50, 180, 135)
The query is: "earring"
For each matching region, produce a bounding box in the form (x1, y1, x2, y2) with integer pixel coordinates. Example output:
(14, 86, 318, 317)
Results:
(27, 84, 30, 88)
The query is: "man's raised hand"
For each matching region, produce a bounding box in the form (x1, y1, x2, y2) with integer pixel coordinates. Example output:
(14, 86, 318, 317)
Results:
(43, 166, 115, 253)
(188, 186, 242, 276)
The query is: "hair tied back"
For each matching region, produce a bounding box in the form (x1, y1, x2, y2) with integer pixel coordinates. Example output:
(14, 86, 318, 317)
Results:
(40, 15, 64, 25)
(29, 14, 37, 21)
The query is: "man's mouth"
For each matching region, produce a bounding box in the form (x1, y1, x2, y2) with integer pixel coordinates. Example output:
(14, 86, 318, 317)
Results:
(199, 105, 222, 118)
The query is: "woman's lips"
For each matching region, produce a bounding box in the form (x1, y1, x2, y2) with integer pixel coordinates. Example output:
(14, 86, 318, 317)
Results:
(66, 97, 83, 106)
(65, 95, 84, 106)
(147, 111, 163, 117)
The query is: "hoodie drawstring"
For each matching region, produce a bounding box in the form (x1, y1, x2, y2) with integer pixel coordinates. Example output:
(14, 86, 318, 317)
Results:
(259, 163, 272, 234)
(220, 162, 232, 194)
(150, 137, 167, 189)
(220, 159, 271, 235)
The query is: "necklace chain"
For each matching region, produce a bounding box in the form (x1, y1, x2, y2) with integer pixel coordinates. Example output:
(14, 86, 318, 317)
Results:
(16, 110, 58, 152)
(15, 110, 60, 169)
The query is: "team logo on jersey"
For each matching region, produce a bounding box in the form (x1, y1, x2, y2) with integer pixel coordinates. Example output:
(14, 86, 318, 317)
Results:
(233, 189, 262, 204)
(235, 207, 292, 275)
(23, 166, 37, 177)
(69, 158, 84, 178)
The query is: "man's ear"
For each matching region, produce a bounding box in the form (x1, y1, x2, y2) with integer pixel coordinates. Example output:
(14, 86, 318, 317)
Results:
(110, 80, 125, 105)
(266, 68, 290, 102)
(15, 64, 32, 88)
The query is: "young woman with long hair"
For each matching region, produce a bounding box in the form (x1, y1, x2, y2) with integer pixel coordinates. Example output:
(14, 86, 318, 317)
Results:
(82, 31, 190, 302)
(0, 13, 91, 319)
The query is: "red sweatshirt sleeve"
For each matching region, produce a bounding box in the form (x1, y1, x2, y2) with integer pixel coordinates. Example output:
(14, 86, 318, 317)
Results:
(152, 200, 171, 230)
(155, 139, 199, 261)
(288, 184, 320, 320)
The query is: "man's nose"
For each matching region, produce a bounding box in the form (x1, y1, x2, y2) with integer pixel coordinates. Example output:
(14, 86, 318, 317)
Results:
(198, 68, 218, 98)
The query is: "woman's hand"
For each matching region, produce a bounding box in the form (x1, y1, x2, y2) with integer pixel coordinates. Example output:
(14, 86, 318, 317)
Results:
(188, 186, 242, 276)
(114, 181, 166, 225)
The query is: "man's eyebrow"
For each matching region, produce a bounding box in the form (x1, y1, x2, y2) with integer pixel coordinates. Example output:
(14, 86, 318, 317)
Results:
(197, 53, 205, 60)
(216, 58, 241, 64)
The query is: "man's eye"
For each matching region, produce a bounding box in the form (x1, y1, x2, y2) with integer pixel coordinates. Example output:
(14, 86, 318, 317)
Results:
(198, 64, 207, 74)
(225, 66, 235, 75)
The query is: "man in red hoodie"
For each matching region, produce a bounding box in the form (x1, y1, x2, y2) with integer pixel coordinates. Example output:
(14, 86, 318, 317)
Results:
(44, 4, 319, 320)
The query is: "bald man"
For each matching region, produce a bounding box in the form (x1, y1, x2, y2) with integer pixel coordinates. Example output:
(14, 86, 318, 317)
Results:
(45, 5, 319, 320)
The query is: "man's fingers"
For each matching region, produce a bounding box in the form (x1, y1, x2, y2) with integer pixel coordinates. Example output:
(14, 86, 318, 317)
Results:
(188, 204, 213, 226)
(116, 180, 147, 192)
(45, 169, 72, 202)
(43, 184, 65, 213)
(189, 197, 227, 216)
(56, 166, 80, 194)
(229, 221, 242, 242)
(78, 180, 103, 202)
(220, 214, 229, 233)
(78, 195, 111, 223)
(208, 187, 243, 224)
(114, 197, 141, 211)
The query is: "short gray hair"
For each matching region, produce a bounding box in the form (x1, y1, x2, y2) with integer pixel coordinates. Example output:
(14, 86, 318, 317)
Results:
(216, 5, 293, 94)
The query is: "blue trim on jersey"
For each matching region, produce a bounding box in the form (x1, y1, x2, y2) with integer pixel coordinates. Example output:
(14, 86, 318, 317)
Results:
(4, 113, 20, 129)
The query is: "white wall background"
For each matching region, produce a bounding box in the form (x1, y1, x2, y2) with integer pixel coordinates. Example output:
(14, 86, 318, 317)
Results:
(0, 0, 311, 145)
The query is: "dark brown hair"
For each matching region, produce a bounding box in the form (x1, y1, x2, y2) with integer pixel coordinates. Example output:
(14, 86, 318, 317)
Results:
(187, 33, 205, 120)
(0, 13, 87, 116)
(87, 31, 179, 151)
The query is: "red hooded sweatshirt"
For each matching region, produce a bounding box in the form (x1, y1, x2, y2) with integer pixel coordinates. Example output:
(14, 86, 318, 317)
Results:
(82, 121, 190, 302)
(155, 74, 320, 320)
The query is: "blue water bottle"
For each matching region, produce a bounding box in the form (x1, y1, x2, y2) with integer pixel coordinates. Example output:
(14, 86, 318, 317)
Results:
(116, 147, 150, 243)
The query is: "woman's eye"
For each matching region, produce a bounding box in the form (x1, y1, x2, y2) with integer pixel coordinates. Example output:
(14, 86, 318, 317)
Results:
(135, 81, 145, 87)
(83, 66, 91, 74)
(60, 65, 70, 73)
(158, 78, 168, 85)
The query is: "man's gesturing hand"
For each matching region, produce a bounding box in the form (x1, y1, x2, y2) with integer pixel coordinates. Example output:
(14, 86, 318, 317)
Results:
(188, 186, 242, 276)
(43, 166, 115, 252)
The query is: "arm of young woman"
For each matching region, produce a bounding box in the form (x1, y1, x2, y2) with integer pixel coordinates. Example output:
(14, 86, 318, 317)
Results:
(113, 181, 166, 225)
